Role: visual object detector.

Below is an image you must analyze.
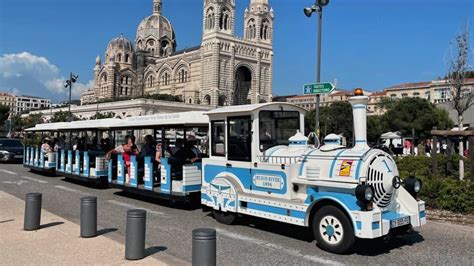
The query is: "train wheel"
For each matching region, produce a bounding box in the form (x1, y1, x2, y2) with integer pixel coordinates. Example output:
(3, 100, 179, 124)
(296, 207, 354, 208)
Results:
(212, 210, 236, 225)
(312, 205, 355, 254)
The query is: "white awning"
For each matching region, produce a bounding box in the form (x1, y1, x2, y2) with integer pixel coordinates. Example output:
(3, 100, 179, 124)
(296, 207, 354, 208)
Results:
(113, 111, 209, 128)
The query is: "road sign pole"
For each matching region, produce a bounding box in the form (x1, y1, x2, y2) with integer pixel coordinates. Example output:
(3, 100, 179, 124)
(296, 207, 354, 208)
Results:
(315, 7, 323, 140)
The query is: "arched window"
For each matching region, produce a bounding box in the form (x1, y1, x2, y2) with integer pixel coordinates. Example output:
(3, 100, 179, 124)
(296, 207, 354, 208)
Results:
(146, 75, 155, 88)
(261, 19, 270, 40)
(117, 53, 122, 62)
(206, 8, 215, 30)
(120, 75, 133, 96)
(178, 68, 188, 83)
(247, 19, 256, 39)
(220, 8, 230, 30)
(161, 72, 171, 86)
(160, 40, 170, 57)
(204, 95, 211, 105)
(125, 54, 130, 63)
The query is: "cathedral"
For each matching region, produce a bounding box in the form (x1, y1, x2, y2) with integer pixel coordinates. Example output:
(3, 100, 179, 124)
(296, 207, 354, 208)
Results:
(87, 0, 274, 106)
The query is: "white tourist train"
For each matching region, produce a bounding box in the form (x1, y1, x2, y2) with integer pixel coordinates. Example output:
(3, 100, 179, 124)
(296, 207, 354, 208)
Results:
(23, 89, 425, 254)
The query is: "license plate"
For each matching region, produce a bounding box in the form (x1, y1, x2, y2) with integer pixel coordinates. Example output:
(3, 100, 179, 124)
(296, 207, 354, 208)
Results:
(391, 216, 410, 228)
(14, 155, 23, 159)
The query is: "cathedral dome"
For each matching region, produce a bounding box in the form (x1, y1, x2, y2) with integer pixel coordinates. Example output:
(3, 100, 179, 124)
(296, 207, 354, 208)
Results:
(105, 34, 134, 64)
(136, 14, 176, 43)
(136, 0, 176, 57)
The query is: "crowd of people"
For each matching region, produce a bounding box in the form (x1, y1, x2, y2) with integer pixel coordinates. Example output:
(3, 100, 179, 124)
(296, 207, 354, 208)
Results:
(105, 135, 201, 184)
(387, 138, 469, 157)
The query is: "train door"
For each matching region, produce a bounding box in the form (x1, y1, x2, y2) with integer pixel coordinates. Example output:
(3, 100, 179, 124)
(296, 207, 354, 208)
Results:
(226, 116, 253, 190)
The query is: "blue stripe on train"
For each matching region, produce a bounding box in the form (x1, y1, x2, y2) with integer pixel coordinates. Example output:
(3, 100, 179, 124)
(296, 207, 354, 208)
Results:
(246, 202, 305, 219)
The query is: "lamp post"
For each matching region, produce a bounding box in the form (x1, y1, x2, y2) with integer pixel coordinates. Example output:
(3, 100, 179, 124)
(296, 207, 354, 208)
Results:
(64, 72, 79, 121)
(304, 0, 329, 140)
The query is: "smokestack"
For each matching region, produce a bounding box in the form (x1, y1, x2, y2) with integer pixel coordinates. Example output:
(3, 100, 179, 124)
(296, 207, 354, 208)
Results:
(348, 90, 369, 151)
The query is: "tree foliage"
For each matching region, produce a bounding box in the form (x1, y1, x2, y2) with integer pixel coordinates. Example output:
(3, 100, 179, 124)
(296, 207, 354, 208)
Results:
(50, 111, 80, 123)
(90, 112, 116, 120)
(381, 97, 453, 140)
(9, 114, 44, 132)
(305, 102, 354, 141)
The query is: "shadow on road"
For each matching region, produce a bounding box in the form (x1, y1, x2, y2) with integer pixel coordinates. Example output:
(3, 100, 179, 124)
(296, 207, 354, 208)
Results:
(40, 221, 64, 229)
(145, 246, 167, 257)
(62, 178, 109, 190)
(113, 191, 201, 211)
(207, 212, 426, 255)
(97, 228, 118, 236)
(354, 231, 425, 256)
(0, 219, 14, 224)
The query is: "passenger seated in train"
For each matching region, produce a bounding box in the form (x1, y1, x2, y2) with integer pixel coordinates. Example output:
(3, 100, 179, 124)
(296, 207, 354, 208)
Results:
(106, 135, 138, 184)
(41, 137, 52, 159)
(140, 135, 156, 158)
(168, 135, 200, 179)
(141, 135, 161, 183)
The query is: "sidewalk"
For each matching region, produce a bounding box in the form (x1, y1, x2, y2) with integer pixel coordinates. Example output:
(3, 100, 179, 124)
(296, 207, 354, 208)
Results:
(0, 191, 188, 265)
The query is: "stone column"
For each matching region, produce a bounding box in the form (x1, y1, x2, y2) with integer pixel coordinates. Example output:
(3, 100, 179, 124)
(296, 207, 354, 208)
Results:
(255, 48, 262, 104)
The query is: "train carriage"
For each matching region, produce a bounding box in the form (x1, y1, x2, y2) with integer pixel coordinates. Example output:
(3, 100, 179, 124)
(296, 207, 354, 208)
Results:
(105, 111, 209, 202)
(57, 119, 122, 185)
(24, 122, 70, 175)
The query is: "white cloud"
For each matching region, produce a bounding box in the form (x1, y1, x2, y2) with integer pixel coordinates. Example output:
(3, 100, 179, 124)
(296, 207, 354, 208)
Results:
(72, 80, 94, 98)
(0, 52, 92, 100)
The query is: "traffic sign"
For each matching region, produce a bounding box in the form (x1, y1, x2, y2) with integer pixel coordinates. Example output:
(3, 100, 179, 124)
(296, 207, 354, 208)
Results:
(303, 82, 335, 95)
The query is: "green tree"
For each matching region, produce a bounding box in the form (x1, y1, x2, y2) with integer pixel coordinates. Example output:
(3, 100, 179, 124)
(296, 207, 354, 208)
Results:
(0, 105, 10, 129)
(90, 112, 116, 120)
(50, 111, 80, 123)
(381, 97, 453, 141)
(367, 115, 385, 145)
(11, 114, 44, 131)
(305, 102, 354, 142)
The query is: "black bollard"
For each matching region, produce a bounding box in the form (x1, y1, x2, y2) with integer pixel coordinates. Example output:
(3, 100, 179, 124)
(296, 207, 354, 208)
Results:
(125, 209, 147, 260)
(80, 196, 97, 238)
(192, 228, 216, 266)
(24, 193, 42, 231)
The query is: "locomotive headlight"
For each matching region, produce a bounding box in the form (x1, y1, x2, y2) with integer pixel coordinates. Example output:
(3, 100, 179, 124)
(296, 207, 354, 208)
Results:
(356, 184, 374, 203)
(404, 177, 422, 196)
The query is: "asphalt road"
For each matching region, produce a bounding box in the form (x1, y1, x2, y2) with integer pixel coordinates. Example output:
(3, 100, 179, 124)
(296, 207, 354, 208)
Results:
(1, 163, 473, 265)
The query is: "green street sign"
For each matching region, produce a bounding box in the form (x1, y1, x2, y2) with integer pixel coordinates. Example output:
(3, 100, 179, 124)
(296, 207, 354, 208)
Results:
(303, 82, 335, 95)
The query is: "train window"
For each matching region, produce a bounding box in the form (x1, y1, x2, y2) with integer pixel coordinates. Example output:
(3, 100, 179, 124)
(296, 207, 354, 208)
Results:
(211, 121, 225, 157)
(227, 116, 252, 162)
(259, 111, 300, 151)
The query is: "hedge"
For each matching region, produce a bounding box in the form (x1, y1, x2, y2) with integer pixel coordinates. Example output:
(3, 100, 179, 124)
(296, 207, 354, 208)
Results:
(395, 155, 473, 214)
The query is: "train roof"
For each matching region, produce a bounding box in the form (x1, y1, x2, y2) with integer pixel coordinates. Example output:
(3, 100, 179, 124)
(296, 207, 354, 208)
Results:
(25, 122, 70, 132)
(63, 118, 122, 130)
(111, 111, 209, 129)
(205, 102, 306, 116)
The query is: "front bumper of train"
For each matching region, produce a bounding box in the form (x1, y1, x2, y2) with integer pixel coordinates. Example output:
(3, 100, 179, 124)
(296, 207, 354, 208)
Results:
(351, 200, 426, 239)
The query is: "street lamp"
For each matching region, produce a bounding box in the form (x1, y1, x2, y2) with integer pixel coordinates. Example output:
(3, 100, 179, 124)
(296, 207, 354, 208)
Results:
(64, 72, 79, 121)
(304, 0, 329, 142)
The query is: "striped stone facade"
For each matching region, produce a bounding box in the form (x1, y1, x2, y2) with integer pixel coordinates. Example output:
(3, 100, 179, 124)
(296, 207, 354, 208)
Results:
(87, 0, 274, 107)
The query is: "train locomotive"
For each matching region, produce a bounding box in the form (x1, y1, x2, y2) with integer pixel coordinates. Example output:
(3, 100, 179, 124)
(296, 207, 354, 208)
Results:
(201, 89, 425, 253)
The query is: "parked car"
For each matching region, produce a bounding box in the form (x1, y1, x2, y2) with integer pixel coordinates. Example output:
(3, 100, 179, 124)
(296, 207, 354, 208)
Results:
(0, 138, 24, 162)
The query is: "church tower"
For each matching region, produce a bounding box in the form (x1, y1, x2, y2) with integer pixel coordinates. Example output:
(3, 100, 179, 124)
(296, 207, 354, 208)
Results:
(202, 0, 236, 37)
(244, 0, 274, 44)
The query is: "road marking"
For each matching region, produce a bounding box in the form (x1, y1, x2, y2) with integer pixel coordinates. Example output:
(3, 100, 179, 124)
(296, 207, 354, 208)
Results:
(2, 180, 28, 186)
(54, 185, 87, 195)
(217, 228, 341, 265)
(21, 176, 48, 184)
(0, 169, 17, 175)
(107, 200, 172, 218)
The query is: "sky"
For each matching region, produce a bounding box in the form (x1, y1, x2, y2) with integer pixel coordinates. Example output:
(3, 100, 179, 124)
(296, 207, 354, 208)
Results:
(0, 0, 473, 102)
